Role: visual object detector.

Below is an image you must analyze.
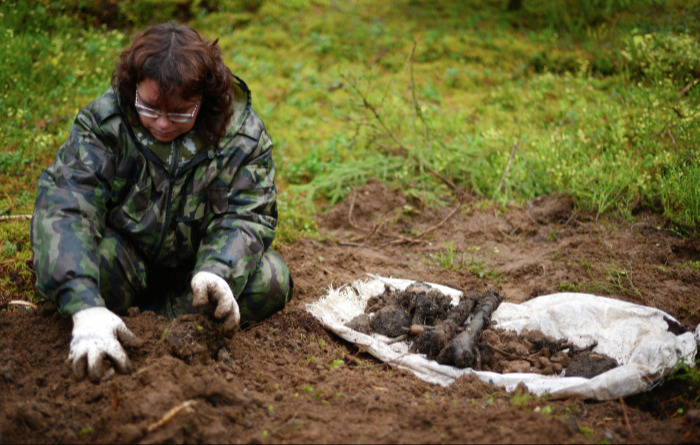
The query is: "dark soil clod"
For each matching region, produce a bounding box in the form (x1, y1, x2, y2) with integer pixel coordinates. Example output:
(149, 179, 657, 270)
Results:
(369, 305, 411, 337)
(566, 351, 619, 378)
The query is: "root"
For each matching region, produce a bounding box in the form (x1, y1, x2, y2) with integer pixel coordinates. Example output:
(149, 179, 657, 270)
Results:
(5, 300, 38, 310)
(146, 399, 196, 433)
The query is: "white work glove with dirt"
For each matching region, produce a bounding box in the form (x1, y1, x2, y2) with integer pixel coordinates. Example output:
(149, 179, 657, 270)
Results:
(68, 306, 142, 382)
(191, 271, 240, 334)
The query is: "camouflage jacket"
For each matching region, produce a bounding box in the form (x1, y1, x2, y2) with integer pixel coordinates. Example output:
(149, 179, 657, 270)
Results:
(30, 76, 278, 316)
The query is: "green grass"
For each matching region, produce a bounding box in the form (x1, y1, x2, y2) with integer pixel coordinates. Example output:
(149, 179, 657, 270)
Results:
(0, 0, 698, 298)
(428, 242, 501, 280)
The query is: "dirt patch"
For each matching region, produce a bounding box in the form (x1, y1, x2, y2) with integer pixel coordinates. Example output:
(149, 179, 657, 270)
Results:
(1, 180, 699, 443)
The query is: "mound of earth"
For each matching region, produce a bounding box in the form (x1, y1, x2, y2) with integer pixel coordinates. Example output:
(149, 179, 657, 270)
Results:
(1, 180, 698, 443)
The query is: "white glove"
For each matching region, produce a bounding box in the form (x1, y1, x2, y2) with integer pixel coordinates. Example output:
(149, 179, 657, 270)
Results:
(68, 306, 142, 381)
(191, 271, 240, 334)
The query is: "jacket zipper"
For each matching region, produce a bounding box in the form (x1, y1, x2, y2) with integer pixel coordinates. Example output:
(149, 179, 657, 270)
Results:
(136, 142, 219, 261)
(123, 121, 222, 261)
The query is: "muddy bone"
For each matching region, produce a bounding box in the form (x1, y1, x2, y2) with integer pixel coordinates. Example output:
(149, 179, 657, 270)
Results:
(435, 290, 502, 368)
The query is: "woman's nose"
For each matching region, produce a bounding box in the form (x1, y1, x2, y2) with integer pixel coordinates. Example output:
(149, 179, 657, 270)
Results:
(155, 114, 172, 128)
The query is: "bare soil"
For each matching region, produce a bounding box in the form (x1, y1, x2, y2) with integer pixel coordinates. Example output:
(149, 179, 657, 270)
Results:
(2, 179, 699, 444)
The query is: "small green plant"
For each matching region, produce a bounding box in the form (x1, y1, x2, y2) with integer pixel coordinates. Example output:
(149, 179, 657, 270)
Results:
(0, 151, 33, 175)
(579, 426, 596, 437)
(605, 262, 642, 299)
(510, 388, 532, 408)
(428, 242, 500, 280)
(579, 259, 593, 274)
(680, 261, 700, 271)
(0, 241, 17, 258)
(659, 161, 700, 231)
(78, 427, 93, 436)
(429, 241, 462, 270)
(557, 281, 579, 292)
(462, 246, 501, 280)
(328, 359, 344, 370)
(667, 358, 700, 408)
(301, 385, 314, 393)
(156, 327, 169, 345)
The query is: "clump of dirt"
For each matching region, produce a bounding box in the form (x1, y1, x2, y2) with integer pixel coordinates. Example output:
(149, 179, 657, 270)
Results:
(346, 282, 471, 346)
(162, 313, 229, 365)
(356, 281, 456, 338)
(567, 350, 620, 378)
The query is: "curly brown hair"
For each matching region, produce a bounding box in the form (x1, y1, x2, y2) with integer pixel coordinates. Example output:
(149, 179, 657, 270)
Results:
(112, 23, 233, 146)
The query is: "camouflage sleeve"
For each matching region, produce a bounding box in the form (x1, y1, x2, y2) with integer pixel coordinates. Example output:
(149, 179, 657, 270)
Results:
(193, 129, 278, 298)
(30, 108, 114, 316)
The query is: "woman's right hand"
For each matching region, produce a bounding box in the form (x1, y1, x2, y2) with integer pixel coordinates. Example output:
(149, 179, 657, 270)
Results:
(68, 306, 142, 382)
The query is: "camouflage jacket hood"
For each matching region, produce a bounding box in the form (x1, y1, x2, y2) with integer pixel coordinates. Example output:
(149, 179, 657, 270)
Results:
(31, 75, 278, 315)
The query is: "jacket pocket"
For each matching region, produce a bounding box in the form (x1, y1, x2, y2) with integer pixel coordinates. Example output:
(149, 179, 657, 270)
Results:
(109, 181, 157, 230)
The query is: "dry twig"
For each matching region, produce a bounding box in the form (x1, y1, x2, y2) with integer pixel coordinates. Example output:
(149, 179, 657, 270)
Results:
(0, 214, 31, 222)
(146, 400, 196, 433)
(619, 397, 637, 443)
(6, 300, 38, 310)
(342, 75, 409, 157)
(489, 345, 538, 365)
(338, 241, 368, 247)
(347, 191, 393, 243)
(429, 170, 459, 194)
(347, 192, 363, 231)
(678, 77, 699, 99)
(667, 127, 676, 145)
(385, 201, 461, 245)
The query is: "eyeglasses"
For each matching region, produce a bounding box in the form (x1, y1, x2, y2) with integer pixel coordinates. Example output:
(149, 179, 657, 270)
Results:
(134, 87, 201, 123)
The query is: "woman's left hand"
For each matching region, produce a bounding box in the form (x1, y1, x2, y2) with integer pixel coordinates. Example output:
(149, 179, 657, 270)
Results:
(190, 271, 240, 334)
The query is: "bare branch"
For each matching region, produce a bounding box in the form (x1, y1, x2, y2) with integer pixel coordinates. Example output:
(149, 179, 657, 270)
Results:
(0, 214, 32, 222)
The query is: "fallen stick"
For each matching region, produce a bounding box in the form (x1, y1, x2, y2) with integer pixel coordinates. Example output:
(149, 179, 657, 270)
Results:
(436, 290, 502, 368)
(0, 214, 32, 222)
(619, 397, 637, 442)
(146, 399, 196, 433)
(6, 300, 38, 310)
(385, 202, 461, 246)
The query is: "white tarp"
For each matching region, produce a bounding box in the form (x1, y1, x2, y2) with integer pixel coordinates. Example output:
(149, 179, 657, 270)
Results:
(306, 275, 698, 400)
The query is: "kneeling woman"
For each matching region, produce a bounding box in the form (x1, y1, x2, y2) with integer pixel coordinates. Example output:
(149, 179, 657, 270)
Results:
(30, 23, 293, 381)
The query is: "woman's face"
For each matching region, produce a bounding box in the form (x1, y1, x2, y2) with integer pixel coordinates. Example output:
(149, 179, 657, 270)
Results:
(135, 78, 201, 143)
